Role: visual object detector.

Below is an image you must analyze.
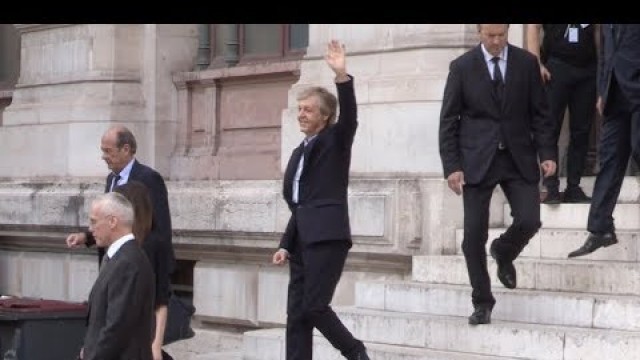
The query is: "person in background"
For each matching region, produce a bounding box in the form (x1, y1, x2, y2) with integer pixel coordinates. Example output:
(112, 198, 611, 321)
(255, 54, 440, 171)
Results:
(80, 192, 155, 360)
(526, 24, 599, 204)
(114, 181, 174, 360)
(439, 24, 556, 325)
(272, 40, 370, 360)
(568, 24, 640, 258)
(66, 125, 175, 360)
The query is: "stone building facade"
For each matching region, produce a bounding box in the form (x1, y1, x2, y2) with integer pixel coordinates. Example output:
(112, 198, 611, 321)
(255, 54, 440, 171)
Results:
(0, 24, 525, 328)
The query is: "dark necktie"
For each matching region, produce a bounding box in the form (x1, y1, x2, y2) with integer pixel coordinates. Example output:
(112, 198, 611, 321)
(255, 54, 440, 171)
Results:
(492, 56, 504, 101)
(110, 174, 121, 192)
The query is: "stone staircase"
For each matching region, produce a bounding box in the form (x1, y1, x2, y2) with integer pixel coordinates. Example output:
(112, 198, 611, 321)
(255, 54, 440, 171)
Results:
(231, 191, 640, 359)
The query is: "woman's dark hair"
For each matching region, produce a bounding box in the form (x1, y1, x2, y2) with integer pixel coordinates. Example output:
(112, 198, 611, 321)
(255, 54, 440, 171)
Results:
(113, 180, 152, 244)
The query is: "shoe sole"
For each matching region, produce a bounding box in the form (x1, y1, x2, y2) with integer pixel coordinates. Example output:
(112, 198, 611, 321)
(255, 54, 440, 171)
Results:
(468, 320, 491, 325)
(563, 199, 592, 203)
(567, 237, 619, 258)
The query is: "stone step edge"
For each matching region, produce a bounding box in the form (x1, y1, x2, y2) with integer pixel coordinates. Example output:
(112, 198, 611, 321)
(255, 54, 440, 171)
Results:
(336, 307, 640, 337)
(461, 228, 640, 234)
(357, 280, 640, 302)
(244, 328, 522, 360)
(414, 254, 640, 266)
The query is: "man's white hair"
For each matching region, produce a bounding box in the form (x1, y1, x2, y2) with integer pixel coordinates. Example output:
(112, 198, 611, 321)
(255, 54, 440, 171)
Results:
(94, 192, 134, 227)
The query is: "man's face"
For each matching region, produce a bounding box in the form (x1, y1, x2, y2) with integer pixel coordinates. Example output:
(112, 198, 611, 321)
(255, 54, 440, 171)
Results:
(88, 203, 114, 248)
(479, 24, 509, 57)
(100, 131, 132, 173)
(297, 96, 329, 137)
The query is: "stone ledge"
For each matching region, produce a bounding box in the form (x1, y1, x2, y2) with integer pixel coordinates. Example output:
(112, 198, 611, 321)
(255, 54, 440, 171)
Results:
(0, 225, 412, 272)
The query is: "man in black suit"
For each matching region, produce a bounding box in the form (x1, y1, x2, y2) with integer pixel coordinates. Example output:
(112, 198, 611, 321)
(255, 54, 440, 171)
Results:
(80, 192, 155, 360)
(272, 40, 370, 360)
(526, 24, 599, 204)
(66, 125, 175, 360)
(568, 24, 640, 258)
(439, 24, 557, 325)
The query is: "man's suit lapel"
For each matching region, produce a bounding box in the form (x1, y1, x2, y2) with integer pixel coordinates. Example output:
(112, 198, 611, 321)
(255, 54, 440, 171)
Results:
(283, 144, 304, 203)
(301, 127, 328, 178)
(502, 45, 518, 112)
(128, 159, 140, 181)
(88, 252, 112, 320)
(472, 47, 502, 113)
(104, 174, 113, 193)
(106, 159, 139, 193)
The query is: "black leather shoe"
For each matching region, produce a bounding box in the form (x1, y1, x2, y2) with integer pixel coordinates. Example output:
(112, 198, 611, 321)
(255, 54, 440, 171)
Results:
(468, 307, 492, 325)
(563, 186, 591, 203)
(542, 189, 561, 204)
(490, 247, 517, 289)
(568, 232, 618, 258)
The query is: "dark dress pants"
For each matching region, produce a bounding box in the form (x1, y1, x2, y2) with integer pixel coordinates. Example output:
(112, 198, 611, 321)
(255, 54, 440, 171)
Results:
(543, 57, 596, 191)
(462, 150, 541, 308)
(587, 76, 640, 234)
(286, 240, 363, 360)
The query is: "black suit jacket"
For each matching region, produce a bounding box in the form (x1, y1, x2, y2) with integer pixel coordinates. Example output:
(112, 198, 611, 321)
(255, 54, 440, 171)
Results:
(83, 240, 155, 360)
(439, 44, 555, 185)
(87, 159, 174, 305)
(278, 76, 358, 252)
(598, 24, 640, 113)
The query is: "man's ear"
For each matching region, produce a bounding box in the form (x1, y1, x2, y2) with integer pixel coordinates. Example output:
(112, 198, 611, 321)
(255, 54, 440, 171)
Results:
(107, 215, 118, 229)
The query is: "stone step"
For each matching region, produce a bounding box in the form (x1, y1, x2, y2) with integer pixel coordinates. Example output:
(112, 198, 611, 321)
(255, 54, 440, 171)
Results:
(455, 228, 638, 261)
(548, 176, 640, 203)
(242, 328, 521, 360)
(334, 307, 640, 360)
(356, 281, 640, 331)
(412, 255, 640, 296)
(503, 203, 640, 230)
(163, 327, 243, 360)
(193, 352, 242, 360)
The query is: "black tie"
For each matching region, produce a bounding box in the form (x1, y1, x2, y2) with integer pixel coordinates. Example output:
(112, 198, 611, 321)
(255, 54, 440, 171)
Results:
(492, 56, 504, 101)
(492, 56, 507, 150)
(110, 174, 121, 192)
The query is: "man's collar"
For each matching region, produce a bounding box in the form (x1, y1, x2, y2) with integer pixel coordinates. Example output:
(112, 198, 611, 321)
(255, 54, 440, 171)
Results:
(106, 233, 135, 259)
(114, 158, 136, 180)
(481, 44, 509, 62)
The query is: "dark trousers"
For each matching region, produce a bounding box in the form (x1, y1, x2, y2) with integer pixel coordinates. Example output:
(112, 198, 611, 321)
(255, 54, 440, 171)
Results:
(543, 57, 596, 191)
(462, 150, 541, 308)
(587, 76, 640, 234)
(286, 241, 363, 360)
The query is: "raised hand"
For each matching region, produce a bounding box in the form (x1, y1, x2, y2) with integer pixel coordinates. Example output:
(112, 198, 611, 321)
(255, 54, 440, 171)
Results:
(325, 40, 348, 81)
